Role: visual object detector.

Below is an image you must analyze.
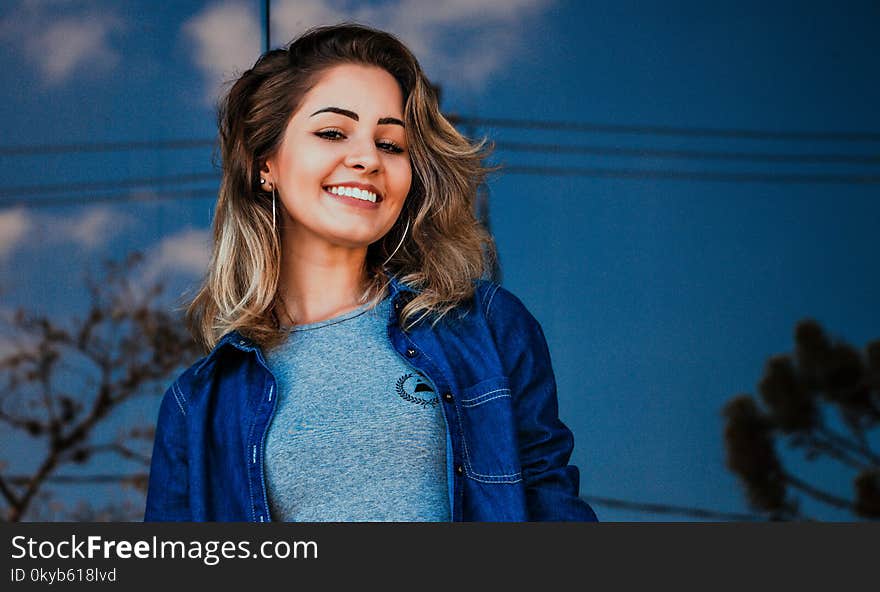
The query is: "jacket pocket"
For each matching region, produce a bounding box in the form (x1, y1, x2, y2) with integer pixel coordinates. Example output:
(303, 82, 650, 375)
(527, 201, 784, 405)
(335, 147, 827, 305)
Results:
(457, 376, 523, 483)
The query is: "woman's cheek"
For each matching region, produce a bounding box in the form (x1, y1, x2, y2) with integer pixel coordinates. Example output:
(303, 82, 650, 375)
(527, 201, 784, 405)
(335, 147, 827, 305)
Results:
(393, 161, 413, 199)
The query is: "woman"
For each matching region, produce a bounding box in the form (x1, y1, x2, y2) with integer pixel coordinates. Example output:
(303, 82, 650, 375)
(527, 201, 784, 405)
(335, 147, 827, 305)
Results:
(144, 23, 597, 522)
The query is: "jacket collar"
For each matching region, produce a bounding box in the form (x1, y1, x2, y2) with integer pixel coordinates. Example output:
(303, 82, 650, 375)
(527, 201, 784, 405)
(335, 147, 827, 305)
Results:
(193, 274, 416, 376)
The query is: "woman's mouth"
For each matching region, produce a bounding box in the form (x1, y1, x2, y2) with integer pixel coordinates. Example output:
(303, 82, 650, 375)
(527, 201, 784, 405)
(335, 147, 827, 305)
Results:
(322, 185, 382, 209)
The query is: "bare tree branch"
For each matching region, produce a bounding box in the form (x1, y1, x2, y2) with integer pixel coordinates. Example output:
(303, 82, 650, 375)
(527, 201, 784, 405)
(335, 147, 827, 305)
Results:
(0, 252, 199, 521)
(0, 474, 20, 509)
(4, 473, 148, 486)
(68, 443, 152, 466)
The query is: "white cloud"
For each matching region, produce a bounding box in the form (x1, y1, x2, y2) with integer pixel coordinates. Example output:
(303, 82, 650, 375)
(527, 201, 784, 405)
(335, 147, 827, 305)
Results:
(139, 227, 211, 289)
(184, 0, 553, 102)
(0, 1, 124, 87)
(0, 205, 131, 260)
(62, 207, 129, 250)
(44, 206, 132, 251)
(373, 0, 552, 87)
(0, 208, 32, 261)
(271, 0, 347, 33)
(182, 0, 264, 105)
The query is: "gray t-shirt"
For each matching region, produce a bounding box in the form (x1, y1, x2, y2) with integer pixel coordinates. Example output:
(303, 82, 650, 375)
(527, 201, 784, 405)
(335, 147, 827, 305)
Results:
(262, 295, 450, 521)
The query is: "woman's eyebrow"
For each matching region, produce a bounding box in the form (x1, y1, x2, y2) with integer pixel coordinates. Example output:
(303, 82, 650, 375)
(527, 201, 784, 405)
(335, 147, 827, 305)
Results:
(310, 106, 404, 127)
(378, 116, 405, 127)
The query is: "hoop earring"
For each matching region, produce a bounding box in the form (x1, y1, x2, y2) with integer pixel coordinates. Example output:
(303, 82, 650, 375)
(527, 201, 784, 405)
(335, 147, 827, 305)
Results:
(272, 187, 276, 232)
(381, 217, 410, 268)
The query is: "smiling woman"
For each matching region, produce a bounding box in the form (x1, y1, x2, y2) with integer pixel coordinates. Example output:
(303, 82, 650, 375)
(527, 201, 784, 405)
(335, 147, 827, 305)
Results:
(261, 64, 413, 287)
(143, 23, 597, 523)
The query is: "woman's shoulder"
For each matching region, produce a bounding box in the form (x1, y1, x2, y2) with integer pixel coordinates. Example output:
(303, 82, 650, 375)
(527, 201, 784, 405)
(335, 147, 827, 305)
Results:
(163, 330, 247, 394)
(470, 278, 537, 325)
(463, 280, 551, 366)
(161, 355, 209, 402)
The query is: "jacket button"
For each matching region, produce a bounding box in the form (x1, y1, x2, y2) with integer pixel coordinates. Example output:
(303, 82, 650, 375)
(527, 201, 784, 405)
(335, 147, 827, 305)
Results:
(394, 301, 401, 311)
(405, 347, 417, 358)
(455, 465, 464, 476)
(443, 392, 454, 403)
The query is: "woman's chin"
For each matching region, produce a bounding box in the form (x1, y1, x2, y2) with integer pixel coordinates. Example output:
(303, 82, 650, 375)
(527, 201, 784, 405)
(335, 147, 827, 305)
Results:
(324, 229, 382, 250)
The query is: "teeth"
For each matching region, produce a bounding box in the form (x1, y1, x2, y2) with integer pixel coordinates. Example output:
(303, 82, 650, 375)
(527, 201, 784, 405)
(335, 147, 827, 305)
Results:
(326, 185, 377, 203)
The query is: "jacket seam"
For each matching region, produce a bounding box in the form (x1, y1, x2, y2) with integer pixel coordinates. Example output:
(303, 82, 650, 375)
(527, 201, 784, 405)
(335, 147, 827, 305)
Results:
(458, 403, 523, 483)
(483, 283, 502, 319)
(460, 389, 512, 407)
(171, 382, 188, 416)
(245, 405, 258, 522)
(461, 441, 523, 483)
(458, 421, 523, 482)
(466, 283, 524, 483)
(399, 332, 490, 496)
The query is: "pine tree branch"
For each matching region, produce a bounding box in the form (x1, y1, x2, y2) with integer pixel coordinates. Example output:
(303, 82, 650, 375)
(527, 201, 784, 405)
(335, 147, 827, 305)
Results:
(806, 434, 873, 471)
(782, 471, 856, 513)
(817, 425, 880, 466)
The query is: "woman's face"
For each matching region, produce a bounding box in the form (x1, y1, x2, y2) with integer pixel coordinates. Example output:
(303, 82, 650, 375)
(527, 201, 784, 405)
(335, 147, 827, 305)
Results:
(264, 63, 412, 251)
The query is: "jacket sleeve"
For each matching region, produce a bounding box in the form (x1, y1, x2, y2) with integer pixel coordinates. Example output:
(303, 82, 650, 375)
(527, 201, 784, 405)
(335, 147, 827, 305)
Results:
(144, 381, 192, 521)
(485, 284, 598, 521)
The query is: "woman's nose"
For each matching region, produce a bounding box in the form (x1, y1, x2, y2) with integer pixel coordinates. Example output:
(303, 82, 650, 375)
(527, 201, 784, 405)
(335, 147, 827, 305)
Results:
(343, 136, 381, 173)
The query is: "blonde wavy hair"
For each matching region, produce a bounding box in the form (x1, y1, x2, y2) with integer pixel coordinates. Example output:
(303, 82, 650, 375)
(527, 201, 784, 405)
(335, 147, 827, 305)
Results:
(186, 23, 497, 353)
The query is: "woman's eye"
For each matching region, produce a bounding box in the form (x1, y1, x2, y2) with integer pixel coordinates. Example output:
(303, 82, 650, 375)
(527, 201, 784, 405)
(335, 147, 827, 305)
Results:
(315, 129, 404, 154)
(377, 141, 404, 154)
(315, 129, 345, 141)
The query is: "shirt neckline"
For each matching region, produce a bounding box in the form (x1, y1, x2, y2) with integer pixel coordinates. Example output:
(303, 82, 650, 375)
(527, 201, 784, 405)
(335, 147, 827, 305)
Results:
(285, 302, 371, 332)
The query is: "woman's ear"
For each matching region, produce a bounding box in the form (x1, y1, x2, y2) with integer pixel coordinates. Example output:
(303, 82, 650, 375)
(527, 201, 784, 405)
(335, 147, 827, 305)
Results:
(259, 160, 274, 189)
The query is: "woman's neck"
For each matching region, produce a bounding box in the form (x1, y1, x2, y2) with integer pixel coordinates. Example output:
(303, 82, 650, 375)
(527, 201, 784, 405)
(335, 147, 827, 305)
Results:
(277, 233, 370, 327)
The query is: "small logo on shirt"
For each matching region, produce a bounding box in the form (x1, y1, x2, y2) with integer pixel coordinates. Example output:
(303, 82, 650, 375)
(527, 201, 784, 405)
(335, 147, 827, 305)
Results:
(395, 373, 438, 408)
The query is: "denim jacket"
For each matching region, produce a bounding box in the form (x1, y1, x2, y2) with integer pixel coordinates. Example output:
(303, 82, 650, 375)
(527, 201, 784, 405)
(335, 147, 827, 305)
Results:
(144, 277, 598, 522)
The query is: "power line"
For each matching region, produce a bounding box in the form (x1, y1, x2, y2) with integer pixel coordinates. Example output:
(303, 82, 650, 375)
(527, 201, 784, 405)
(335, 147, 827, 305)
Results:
(0, 138, 215, 157)
(3, 116, 880, 158)
(582, 495, 765, 521)
(4, 163, 880, 209)
(0, 173, 219, 198)
(494, 141, 880, 165)
(4, 137, 878, 166)
(2, 473, 767, 520)
(501, 165, 880, 184)
(3, 127, 880, 208)
(0, 188, 218, 209)
(5, 474, 147, 485)
(453, 116, 880, 143)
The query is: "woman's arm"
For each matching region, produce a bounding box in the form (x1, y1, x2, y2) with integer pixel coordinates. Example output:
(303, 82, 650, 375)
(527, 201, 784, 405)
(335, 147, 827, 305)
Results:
(144, 382, 192, 521)
(485, 284, 598, 521)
